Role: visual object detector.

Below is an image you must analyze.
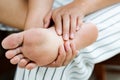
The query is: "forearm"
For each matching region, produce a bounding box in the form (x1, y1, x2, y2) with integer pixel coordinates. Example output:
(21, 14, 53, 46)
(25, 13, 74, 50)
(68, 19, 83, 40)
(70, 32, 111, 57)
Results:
(73, 0, 120, 16)
(25, 0, 54, 29)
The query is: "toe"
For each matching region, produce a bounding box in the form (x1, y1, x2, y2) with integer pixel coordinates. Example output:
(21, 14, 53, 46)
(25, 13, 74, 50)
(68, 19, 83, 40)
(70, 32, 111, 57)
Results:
(2, 33, 24, 49)
(18, 58, 30, 68)
(10, 54, 23, 65)
(26, 63, 37, 70)
(5, 47, 21, 59)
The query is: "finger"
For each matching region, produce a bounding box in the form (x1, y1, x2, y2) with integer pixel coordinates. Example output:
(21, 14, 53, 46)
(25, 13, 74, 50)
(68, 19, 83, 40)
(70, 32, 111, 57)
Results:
(56, 45, 66, 66)
(63, 41, 72, 66)
(10, 54, 24, 65)
(5, 47, 21, 59)
(18, 58, 30, 68)
(70, 41, 78, 59)
(64, 41, 71, 52)
(45, 45, 66, 67)
(70, 15, 77, 39)
(25, 62, 37, 70)
(44, 11, 52, 28)
(62, 14, 70, 40)
(52, 14, 62, 35)
(76, 16, 83, 31)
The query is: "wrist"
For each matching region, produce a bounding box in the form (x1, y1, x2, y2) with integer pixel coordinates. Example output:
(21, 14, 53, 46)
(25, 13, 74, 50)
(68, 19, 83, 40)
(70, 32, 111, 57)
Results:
(73, 0, 93, 16)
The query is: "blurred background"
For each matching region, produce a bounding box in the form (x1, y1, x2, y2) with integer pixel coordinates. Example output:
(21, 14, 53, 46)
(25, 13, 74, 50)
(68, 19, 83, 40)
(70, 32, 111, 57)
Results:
(90, 54, 120, 80)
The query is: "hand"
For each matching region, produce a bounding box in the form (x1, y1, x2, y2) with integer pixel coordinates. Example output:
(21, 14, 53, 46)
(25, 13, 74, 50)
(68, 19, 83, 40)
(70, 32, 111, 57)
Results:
(44, 11, 52, 28)
(45, 41, 78, 67)
(52, 2, 85, 40)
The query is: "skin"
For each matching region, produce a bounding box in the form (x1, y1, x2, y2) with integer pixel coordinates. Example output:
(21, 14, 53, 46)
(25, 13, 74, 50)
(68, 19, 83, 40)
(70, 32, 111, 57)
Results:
(0, 0, 76, 67)
(0, 0, 120, 69)
(2, 23, 98, 70)
(25, 0, 54, 29)
(0, 0, 120, 29)
(51, 1, 84, 40)
(51, 0, 120, 40)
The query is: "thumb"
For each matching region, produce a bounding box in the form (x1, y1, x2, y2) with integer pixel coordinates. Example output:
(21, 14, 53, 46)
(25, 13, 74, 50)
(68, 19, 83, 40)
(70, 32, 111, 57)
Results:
(44, 11, 52, 28)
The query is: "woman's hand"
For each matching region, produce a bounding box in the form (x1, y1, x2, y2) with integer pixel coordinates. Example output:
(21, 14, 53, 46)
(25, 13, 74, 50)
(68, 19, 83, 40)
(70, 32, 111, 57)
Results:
(51, 2, 85, 40)
(45, 41, 78, 67)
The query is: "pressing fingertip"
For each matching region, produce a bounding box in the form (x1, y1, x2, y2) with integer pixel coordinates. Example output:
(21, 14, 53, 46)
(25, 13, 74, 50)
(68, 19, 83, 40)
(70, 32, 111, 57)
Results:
(44, 24, 47, 28)
(44, 21, 49, 28)
(59, 45, 64, 54)
(70, 33, 74, 39)
(63, 34, 69, 40)
(76, 26, 81, 31)
(57, 30, 62, 35)
(64, 41, 70, 51)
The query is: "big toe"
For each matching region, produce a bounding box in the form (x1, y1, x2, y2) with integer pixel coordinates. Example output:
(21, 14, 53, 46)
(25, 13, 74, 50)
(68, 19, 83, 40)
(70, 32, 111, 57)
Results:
(2, 32, 24, 49)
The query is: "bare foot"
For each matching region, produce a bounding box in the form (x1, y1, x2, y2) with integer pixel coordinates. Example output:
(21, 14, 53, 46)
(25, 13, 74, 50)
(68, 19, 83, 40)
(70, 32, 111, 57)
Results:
(2, 23, 98, 69)
(2, 28, 61, 66)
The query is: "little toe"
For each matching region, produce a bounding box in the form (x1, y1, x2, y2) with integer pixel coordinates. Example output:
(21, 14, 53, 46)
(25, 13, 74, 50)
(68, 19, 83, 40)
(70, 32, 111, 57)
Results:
(2, 32, 24, 49)
(25, 62, 37, 70)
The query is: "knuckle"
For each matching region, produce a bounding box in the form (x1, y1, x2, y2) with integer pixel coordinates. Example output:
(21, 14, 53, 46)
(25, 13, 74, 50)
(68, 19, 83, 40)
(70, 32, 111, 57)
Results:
(52, 10, 57, 15)
(52, 15, 57, 21)
(62, 12, 69, 18)
(52, 13, 60, 20)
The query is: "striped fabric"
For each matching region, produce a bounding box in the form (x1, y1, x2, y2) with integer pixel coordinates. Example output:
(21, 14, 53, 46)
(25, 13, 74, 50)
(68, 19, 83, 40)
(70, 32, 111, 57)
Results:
(0, 24, 19, 31)
(13, 1, 120, 80)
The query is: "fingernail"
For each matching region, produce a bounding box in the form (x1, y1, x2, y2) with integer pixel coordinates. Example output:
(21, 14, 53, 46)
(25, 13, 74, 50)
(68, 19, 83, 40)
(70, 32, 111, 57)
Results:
(76, 26, 80, 31)
(64, 34, 69, 40)
(70, 33, 74, 39)
(57, 30, 62, 35)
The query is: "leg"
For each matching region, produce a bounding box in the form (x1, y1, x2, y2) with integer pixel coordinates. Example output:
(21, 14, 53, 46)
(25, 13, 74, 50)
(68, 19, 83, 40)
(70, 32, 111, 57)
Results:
(0, 0, 36, 69)
(0, 0, 27, 29)
(2, 23, 98, 68)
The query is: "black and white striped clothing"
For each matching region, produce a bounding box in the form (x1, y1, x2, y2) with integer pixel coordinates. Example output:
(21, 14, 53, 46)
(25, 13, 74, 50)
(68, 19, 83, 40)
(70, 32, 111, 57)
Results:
(0, 24, 19, 31)
(13, 1, 120, 80)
